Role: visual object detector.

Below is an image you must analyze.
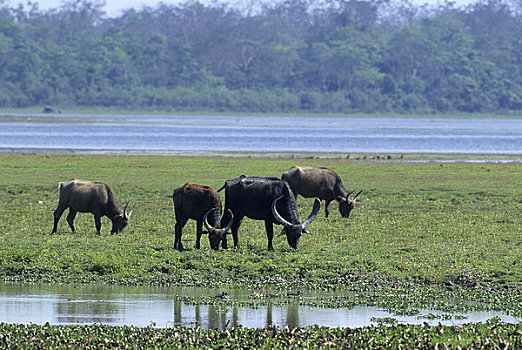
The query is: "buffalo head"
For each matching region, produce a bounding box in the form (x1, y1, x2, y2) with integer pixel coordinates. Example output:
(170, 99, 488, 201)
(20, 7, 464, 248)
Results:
(111, 202, 135, 234)
(203, 208, 234, 250)
(338, 190, 362, 218)
(271, 196, 321, 250)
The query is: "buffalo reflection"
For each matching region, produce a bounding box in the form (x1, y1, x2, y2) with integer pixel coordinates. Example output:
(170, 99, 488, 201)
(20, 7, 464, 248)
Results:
(172, 299, 300, 330)
(55, 299, 120, 324)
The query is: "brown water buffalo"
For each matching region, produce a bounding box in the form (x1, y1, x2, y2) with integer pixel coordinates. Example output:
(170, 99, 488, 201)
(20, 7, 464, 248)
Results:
(282, 166, 362, 218)
(172, 183, 233, 251)
(217, 175, 320, 251)
(51, 179, 134, 234)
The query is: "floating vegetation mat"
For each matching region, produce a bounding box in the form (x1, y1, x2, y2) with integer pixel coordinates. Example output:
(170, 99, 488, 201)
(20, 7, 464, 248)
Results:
(1, 319, 521, 349)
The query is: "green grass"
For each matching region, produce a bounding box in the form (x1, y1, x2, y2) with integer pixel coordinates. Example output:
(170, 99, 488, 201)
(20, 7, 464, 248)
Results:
(0, 154, 520, 314)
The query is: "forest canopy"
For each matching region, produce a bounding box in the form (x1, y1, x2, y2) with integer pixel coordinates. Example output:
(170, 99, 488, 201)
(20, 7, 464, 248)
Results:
(1, 0, 521, 113)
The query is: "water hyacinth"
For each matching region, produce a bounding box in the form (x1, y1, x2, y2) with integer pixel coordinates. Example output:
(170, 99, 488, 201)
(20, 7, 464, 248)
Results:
(0, 319, 521, 349)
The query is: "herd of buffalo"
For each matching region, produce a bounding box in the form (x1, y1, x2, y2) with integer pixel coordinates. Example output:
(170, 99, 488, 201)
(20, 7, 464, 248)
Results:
(51, 166, 362, 251)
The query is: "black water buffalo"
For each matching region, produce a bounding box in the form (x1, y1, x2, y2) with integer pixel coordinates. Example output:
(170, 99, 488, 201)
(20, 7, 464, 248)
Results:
(172, 183, 233, 251)
(218, 175, 320, 251)
(282, 166, 362, 218)
(52, 179, 134, 234)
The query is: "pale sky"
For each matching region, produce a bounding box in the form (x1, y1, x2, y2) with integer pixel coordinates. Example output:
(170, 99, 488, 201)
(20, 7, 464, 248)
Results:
(8, 0, 479, 17)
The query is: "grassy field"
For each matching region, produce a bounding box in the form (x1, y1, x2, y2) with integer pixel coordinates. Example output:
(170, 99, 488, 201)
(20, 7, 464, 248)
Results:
(0, 154, 520, 315)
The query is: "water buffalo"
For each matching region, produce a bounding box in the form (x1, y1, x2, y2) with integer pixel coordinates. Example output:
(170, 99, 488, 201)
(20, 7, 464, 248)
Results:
(282, 166, 362, 218)
(172, 183, 233, 251)
(217, 175, 320, 251)
(52, 179, 134, 234)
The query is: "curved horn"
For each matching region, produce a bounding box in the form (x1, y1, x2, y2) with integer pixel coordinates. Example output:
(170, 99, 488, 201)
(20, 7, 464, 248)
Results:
(353, 190, 363, 200)
(127, 204, 136, 219)
(124, 202, 136, 219)
(271, 196, 292, 227)
(203, 208, 218, 234)
(345, 190, 355, 201)
(302, 197, 321, 229)
(223, 209, 234, 233)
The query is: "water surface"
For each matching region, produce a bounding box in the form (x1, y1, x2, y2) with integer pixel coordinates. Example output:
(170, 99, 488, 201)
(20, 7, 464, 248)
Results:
(1, 114, 520, 155)
(1, 283, 519, 329)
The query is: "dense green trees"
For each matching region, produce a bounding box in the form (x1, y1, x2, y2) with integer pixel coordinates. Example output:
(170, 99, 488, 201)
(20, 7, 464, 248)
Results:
(0, 0, 521, 113)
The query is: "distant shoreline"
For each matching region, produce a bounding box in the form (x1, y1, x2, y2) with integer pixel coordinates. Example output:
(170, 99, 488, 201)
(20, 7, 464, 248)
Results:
(1, 108, 521, 120)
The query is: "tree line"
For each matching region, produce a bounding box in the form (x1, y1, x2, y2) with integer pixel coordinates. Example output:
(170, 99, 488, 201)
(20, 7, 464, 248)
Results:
(1, 0, 522, 114)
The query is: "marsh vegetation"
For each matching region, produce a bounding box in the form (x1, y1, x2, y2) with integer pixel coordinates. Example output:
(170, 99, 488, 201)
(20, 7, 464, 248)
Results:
(0, 154, 520, 346)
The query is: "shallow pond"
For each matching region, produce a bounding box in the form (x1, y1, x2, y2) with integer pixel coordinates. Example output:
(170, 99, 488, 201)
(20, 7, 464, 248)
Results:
(0, 114, 521, 155)
(1, 284, 519, 329)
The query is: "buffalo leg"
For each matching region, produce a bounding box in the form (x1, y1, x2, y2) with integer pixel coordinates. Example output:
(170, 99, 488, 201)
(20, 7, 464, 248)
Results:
(174, 217, 187, 251)
(324, 200, 331, 218)
(52, 205, 67, 233)
(195, 220, 203, 249)
(226, 216, 243, 249)
(265, 221, 274, 252)
(66, 209, 77, 233)
(93, 214, 102, 235)
(221, 233, 228, 249)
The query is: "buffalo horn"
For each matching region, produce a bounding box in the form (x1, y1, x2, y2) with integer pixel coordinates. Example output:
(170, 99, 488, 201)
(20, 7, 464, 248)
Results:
(203, 208, 218, 234)
(124, 202, 136, 219)
(353, 190, 363, 200)
(345, 190, 356, 202)
(223, 209, 234, 233)
(302, 197, 321, 229)
(271, 196, 292, 227)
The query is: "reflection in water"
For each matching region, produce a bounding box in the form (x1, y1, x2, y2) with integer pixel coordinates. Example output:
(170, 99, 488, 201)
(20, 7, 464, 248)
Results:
(174, 298, 181, 325)
(0, 283, 520, 329)
(55, 300, 120, 324)
(232, 307, 239, 328)
(171, 302, 301, 330)
(266, 305, 272, 329)
(286, 304, 299, 329)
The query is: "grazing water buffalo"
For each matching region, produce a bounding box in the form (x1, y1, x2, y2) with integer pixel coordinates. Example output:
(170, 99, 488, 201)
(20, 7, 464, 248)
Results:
(172, 183, 233, 251)
(217, 175, 320, 251)
(52, 179, 134, 234)
(282, 166, 362, 218)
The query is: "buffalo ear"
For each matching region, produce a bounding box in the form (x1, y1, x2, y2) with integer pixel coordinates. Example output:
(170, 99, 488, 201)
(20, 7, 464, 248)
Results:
(303, 229, 310, 234)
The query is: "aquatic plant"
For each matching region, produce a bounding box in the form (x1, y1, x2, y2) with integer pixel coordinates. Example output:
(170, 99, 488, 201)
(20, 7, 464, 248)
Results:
(0, 319, 521, 349)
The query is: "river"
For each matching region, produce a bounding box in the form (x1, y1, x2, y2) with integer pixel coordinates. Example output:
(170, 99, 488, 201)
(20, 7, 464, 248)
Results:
(0, 113, 521, 155)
